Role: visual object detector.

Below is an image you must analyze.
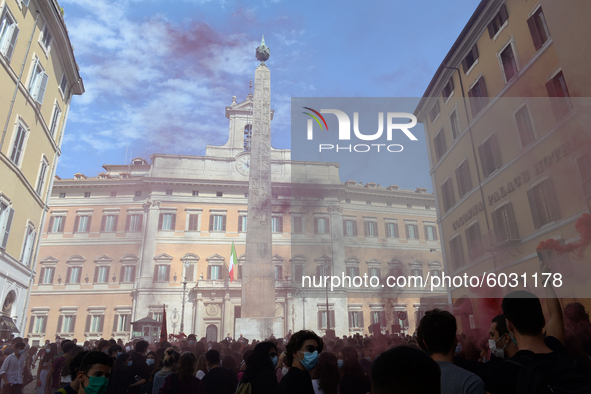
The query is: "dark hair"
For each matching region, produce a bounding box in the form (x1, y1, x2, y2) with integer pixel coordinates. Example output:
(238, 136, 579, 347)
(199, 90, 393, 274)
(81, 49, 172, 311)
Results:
(14, 342, 25, 350)
(340, 346, 366, 381)
(492, 314, 508, 336)
(417, 309, 457, 355)
(97, 340, 109, 352)
(371, 346, 440, 394)
(69, 351, 89, 380)
(163, 347, 180, 367)
(205, 349, 220, 365)
(243, 341, 276, 382)
(284, 330, 324, 367)
(113, 353, 131, 371)
(222, 355, 237, 373)
(61, 340, 75, 354)
(177, 353, 196, 382)
(312, 352, 339, 394)
(107, 345, 122, 356)
(564, 302, 590, 325)
(134, 340, 149, 354)
(79, 351, 114, 374)
(43, 343, 58, 363)
(502, 290, 545, 336)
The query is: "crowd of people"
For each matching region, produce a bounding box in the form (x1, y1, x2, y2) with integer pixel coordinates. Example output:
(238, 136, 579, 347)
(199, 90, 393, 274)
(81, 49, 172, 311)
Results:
(1, 289, 591, 393)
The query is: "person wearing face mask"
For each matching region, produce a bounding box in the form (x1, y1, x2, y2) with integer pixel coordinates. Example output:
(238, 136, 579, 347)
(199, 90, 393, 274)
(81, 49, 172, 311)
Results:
(485, 287, 591, 394)
(453, 314, 518, 383)
(105, 354, 134, 394)
(277, 330, 324, 394)
(339, 347, 371, 394)
(127, 341, 149, 394)
(107, 346, 122, 360)
(237, 341, 278, 393)
(310, 352, 339, 394)
(0, 342, 26, 394)
(37, 343, 57, 394)
(75, 351, 113, 394)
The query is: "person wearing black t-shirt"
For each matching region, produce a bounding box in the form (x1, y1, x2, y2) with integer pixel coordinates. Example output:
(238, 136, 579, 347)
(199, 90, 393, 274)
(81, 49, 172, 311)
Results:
(202, 349, 238, 394)
(486, 271, 591, 394)
(277, 330, 324, 394)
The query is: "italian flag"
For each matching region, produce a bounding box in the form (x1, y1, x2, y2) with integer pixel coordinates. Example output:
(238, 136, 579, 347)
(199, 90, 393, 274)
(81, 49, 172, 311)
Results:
(229, 242, 237, 282)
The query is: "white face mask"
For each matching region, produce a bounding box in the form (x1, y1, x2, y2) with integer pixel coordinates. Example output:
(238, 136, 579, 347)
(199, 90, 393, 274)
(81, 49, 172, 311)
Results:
(282, 367, 289, 376)
(488, 337, 507, 359)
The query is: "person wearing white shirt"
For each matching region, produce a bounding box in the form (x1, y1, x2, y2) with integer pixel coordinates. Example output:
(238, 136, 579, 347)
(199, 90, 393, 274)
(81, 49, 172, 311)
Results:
(0, 342, 26, 394)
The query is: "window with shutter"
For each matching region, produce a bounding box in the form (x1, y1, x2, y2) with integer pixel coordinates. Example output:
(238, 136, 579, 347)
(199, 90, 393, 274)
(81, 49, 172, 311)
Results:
(425, 225, 437, 241)
(468, 77, 488, 117)
(0, 8, 19, 62)
(36, 158, 49, 196)
(48, 104, 61, 138)
(442, 78, 454, 99)
(20, 226, 36, 266)
(527, 7, 550, 51)
(450, 110, 460, 140)
(185, 264, 195, 281)
(449, 236, 465, 270)
(491, 203, 518, 244)
(294, 265, 304, 283)
(478, 134, 501, 178)
(434, 129, 447, 161)
(210, 215, 225, 232)
(462, 44, 479, 73)
(515, 106, 535, 148)
(429, 100, 440, 123)
(528, 179, 560, 229)
(456, 160, 472, 198)
(545, 71, 573, 120)
(9, 124, 27, 166)
(160, 213, 175, 231)
(500, 44, 517, 82)
(441, 179, 455, 212)
(272, 216, 283, 233)
(188, 214, 199, 231)
(292, 216, 303, 233)
(465, 223, 483, 261)
(487, 3, 508, 38)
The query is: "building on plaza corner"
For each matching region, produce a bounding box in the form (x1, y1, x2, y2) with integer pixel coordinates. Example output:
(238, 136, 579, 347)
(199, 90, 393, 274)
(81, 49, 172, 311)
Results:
(414, 0, 591, 332)
(0, 0, 83, 338)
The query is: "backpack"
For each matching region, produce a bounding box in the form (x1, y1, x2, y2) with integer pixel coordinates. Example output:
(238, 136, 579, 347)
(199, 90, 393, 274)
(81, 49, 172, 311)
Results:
(506, 352, 591, 394)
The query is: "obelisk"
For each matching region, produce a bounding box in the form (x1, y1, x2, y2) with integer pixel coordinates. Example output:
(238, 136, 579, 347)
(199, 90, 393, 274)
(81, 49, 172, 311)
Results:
(235, 36, 281, 340)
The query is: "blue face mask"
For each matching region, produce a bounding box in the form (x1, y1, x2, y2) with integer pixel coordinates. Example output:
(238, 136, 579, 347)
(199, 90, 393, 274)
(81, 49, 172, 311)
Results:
(298, 351, 318, 371)
(337, 359, 344, 369)
(127, 360, 133, 367)
(18, 349, 25, 355)
(270, 356, 278, 367)
(146, 359, 154, 366)
(117, 352, 122, 357)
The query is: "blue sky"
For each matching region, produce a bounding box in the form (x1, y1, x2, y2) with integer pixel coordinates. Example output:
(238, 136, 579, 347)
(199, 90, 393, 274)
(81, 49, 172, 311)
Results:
(58, 0, 481, 191)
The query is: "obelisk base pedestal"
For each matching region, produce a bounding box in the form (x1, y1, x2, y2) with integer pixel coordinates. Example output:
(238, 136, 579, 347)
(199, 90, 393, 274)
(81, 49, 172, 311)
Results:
(235, 317, 283, 341)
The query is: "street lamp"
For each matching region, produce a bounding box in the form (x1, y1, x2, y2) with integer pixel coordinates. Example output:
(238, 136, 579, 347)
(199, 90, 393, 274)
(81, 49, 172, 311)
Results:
(325, 259, 331, 335)
(180, 259, 190, 334)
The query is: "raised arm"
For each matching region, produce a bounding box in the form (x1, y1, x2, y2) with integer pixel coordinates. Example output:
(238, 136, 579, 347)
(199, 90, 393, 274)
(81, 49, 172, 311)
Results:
(539, 256, 564, 345)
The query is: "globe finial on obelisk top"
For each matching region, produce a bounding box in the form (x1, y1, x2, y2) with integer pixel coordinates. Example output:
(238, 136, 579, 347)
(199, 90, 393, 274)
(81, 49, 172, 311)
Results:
(256, 35, 270, 64)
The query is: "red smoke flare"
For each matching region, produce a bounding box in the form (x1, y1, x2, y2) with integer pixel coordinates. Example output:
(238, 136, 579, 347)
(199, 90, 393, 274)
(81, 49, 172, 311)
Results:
(537, 213, 591, 257)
